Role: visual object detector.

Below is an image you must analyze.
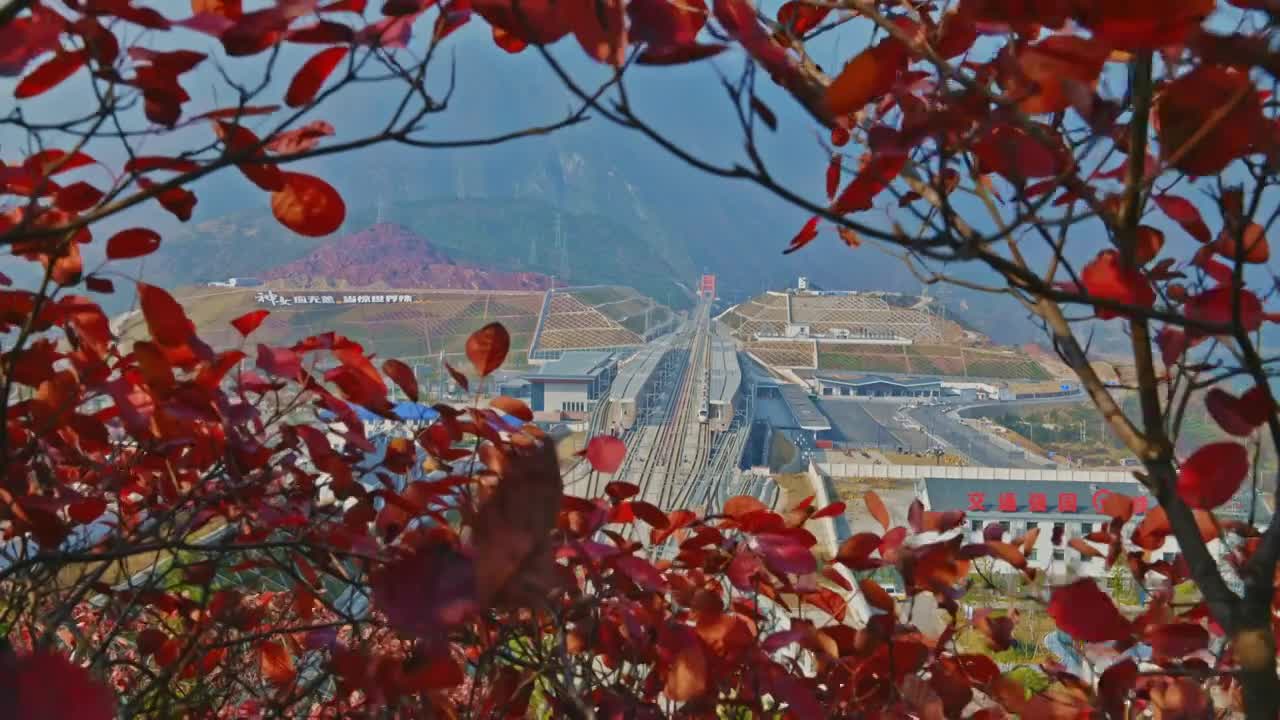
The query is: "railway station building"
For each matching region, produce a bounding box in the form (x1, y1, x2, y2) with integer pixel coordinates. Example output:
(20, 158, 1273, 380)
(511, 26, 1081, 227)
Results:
(814, 374, 947, 399)
(527, 351, 618, 418)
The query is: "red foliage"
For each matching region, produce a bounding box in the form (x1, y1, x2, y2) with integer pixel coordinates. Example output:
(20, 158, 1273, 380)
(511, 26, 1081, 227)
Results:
(1176, 441, 1249, 509)
(5, 1, 1280, 716)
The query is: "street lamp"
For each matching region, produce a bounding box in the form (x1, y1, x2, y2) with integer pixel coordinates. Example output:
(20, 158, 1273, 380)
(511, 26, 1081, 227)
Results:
(1016, 419, 1036, 443)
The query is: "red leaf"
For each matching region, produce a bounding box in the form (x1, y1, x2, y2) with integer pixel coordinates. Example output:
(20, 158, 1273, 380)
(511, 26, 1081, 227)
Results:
(444, 361, 469, 392)
(776, 0, 829, 35)
(383, 358, 419, 401)
(1075, 0, 1212, 50)
(973, 123, 1067, 180)
(125, 156, 202, 174)
(636, 42, 726, 65)
(664, 639, 708, 701)
(1134, 225, 1164, 266)
(825, 156, 840, 200)
(630, 500, 669, 528)
(831, 152, 905, 214)
(605, 481, 639, 500)
(138, 283, 193, 347)
(214, 121, 283, 191)
(68, 498, 108, 524)
(865, 491, 890, 530)
(4, 650, 115, 720)
(584, 435, 626, 474)
(1047, 579, 1132, 642)
(193, 0, 243, 18)
(1156, 327, 1193, 366)
(15, 51, 87, 99)
(1099, 660, 1138, 719)
(628, 0, 707, 47)
(1153, 194, 1212, 244)
(286, 46, 348, 107)
(265, 120, 335, 154)
(837, 226, 862, 248)
(492, 25, 527, 53)
(1079, 249, 1155, 319)
(231, 309, 270, 336)
(811, 501, 845, 519)
(986, 540, 1028, 570)
(1212, 222, 1271, 264)
(287, 20, 354, 43)
(84, 275, 114, 294)
(836, 532, 881, 569)
(259, 641, 296, 686)
(1176, 441, 1248, 509)
(783, 216, 820, 254)
(256, 343, 302, 379)
(824, 39, 905, 116)
(270, 172, 345, 236)
(137, 178, 197, 221)
(136, 628, 167, 657)
(1184, 286, 1264, 332)
(752, 532, 817, 575)
(1155, 65, 1263, 176)
(1205, 387, 1265, 436)
(725, 495, 768, 518)
(471, 438, 562, 606)
(1012, 34, 1108, 115)
(24, 149, 97, 176)
(465, 322, 509, 376)
(489, 394, 531, 421)
(55, 182, 104, 213)
(106, 228, 161, 259)
(1145, 623, 1209, 659)
(1068, 536, 1102, 559)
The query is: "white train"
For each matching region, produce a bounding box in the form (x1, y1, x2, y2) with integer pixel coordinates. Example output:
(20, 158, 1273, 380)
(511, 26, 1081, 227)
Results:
(697, 365, 710, 424)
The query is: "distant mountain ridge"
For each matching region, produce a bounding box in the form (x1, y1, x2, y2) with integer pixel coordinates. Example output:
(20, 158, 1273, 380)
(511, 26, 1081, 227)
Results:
(261, 223, 552, 291)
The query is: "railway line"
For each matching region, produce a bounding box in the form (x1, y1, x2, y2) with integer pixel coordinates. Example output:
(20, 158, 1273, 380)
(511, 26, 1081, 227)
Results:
(566, 297, 757, 532)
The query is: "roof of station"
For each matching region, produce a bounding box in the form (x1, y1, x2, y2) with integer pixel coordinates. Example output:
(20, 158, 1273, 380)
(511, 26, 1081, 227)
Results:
(708, 335, 742, 406)
(610, 340, 670, 403)
(529, 351, 616, 381)
(778, 383, 832, 431)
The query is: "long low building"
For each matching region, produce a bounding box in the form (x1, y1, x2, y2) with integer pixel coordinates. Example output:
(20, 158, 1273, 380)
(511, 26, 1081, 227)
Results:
(607, 340, 671, 431)
(815, 374, 949, 399)
(707, 335, 742, 432)
(918, 476, 1271, 581)
(778, 383, 832, 434)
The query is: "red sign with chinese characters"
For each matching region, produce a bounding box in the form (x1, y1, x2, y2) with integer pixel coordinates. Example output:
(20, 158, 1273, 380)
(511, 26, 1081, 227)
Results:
(963, 488, 1151, 514)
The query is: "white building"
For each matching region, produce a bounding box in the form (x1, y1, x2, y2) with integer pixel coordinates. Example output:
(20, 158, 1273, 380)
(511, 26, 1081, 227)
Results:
(915, 477, 1270, 582)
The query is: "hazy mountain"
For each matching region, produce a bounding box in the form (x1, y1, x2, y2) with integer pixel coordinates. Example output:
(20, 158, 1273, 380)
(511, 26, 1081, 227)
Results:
(263, 223, 552, 291)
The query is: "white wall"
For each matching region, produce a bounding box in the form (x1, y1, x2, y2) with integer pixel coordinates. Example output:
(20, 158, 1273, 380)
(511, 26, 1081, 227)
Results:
(815, 463, 1133, 483)
(542, 382, 591, 413)
(963, 516, 1184, 580)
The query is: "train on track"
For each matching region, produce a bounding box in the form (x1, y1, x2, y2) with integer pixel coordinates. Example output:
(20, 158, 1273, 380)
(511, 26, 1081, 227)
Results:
(697, 364, 711, 424)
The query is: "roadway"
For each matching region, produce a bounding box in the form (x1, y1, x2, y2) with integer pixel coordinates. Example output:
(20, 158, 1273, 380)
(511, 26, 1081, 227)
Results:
(906, 404, 1051, 469)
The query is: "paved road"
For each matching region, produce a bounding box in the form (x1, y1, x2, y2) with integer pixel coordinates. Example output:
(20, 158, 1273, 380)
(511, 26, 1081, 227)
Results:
(907, 405, 1050, 469)
(859, 402, 932, 451)
(817, 399, 903, 448)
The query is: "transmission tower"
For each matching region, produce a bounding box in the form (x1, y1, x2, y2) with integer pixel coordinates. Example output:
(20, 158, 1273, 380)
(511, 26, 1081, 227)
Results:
(556, 212, 569, 280)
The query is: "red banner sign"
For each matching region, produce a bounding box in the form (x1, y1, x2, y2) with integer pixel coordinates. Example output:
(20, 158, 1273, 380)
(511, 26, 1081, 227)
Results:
(965, 489, 1149, 515)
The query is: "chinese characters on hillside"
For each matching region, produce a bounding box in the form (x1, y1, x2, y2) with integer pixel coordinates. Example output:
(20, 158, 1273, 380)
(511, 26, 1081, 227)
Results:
(254, 290, 416, 307)
(966, 488, 1151, 515)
